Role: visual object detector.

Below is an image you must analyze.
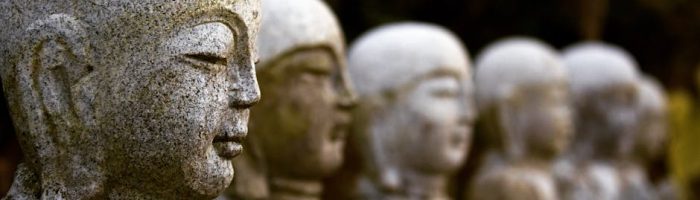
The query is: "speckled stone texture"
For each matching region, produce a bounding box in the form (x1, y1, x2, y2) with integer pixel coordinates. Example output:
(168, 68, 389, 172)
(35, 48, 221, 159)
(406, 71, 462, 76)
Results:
(0, 0, 261, 199)
(220, 0, 354, 199)
(469, 37, 571, 200)
(554, 42, 642, 200)
(331, 22, 475, 200)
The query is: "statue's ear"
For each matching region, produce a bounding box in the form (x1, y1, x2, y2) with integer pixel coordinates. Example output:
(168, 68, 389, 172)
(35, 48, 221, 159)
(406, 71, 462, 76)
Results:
(357, 96, 402, 193)
(22, 14, 94, 130)
(10, 14, 97, 198)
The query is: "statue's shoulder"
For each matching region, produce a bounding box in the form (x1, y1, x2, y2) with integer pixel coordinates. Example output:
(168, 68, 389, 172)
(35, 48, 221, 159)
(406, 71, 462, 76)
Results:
(471, 166, 556, 200)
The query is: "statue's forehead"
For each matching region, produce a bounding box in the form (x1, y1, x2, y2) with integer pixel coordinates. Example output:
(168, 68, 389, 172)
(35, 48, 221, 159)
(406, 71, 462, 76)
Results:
(348, 23, 471, 97)
(86, 0, 260, 41)
(85, 0, 259, 25)
(61, 0, 260, 70)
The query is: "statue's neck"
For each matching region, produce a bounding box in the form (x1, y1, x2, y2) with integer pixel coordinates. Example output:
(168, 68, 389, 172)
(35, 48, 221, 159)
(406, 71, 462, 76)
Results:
(107, 176, 188, 200)
(108, 183, 162, 200)
(401, 169, 449, 200)
(269, 177, 321, 200)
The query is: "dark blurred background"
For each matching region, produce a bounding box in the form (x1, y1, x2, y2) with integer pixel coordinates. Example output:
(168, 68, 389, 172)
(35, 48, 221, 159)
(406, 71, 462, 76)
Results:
(326, 0, 700, 91)
(1, 0, 700, 198)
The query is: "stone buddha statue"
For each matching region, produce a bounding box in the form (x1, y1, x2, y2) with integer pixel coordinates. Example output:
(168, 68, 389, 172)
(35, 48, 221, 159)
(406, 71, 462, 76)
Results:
(0, 0, 261, 199)
(331, 22, 474, 200)
(555, 42, 641, 200)
(634, 77, 668, 166)
(467, 38, 571, 200)
(220, 0, 355, 200)
(620, 75, 671, 200)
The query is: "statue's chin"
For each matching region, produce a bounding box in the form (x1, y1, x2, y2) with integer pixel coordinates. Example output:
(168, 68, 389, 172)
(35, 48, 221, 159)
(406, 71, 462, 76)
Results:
(421, 149, 466, 173)
(182, 149, 235, 198)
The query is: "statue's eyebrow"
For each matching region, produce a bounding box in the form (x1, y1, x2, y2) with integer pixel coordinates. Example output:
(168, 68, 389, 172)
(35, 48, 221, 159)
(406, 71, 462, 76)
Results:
(383, 67, 464, 99)
(183, 6, 248, 41)
(218, 10, 246, 40)
(213, 8, 250, 56)
(421, 67, 462, 81)
(85, 0, 108, 10)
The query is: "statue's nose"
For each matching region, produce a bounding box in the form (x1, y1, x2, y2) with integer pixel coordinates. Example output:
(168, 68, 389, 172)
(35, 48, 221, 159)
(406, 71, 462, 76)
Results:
(336, 69, 358, 110)
(230, 89, 260, 109)
(229, 62, 261, 109)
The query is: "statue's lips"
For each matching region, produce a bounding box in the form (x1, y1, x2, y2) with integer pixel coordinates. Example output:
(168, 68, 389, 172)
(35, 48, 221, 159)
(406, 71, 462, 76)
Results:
(450, 125, 470, 147)
(330, 112, 351, 141)
(213, 133, 245, 159)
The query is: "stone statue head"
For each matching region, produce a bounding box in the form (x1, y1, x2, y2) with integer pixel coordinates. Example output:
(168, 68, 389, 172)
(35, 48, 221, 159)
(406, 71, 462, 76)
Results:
(0, 0, 261, 199)
(227, 0, 354, 199)
(347, 22, 474, 198)
(634, 76, 668, 163)
(563, 42, 641, 160)
(474, 37, 571, 162)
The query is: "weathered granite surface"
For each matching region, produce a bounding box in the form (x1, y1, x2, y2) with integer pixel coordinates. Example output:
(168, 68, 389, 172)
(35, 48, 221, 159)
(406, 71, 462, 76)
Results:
(0, 0, 261, 199)
(330, 22, 474, 200)
(221, 0, 354, 200)
(555, 42, 641, 200)
(468, 37, 571, 200)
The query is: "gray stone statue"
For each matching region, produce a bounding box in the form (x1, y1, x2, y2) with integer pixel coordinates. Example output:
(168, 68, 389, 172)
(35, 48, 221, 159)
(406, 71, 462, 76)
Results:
(0, 0, 261, 199)
(625, 75, 674, 200)
(220, 0, 355, 200)
(333, 22, 474, 200)
(555, 42, 641, 200)
(468, 38, 571, 200)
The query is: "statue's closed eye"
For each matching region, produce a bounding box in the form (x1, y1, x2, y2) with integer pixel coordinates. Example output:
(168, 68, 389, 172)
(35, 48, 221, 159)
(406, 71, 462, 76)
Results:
(168, 22, 235, 72)
(426, 77, 460, 99)
(182, 52, 229, 72)
(186, 53, 228, 65)
(432, 88, 459, 98)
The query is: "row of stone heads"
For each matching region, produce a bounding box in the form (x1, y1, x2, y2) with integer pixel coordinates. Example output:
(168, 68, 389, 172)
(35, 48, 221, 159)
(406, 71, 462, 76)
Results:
(0, 0, 669, 199)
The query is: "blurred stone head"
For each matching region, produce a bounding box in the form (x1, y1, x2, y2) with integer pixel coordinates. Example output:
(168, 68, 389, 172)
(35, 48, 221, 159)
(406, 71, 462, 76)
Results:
(228, 0, 354, 198)
(634, 76, 668, 162)
(563, 42, 641, 159)
(348, 22, 474, 197)
(0, 0, 261, 199)
(475, 37, 571, 161)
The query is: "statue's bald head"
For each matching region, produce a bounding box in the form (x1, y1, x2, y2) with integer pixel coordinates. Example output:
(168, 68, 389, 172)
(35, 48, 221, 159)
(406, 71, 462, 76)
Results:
(475, 37, 566, 113)
(0, 0, 262, 132)
(256, 0, 344, 69)
(348, 22, 471, 98)
(0, 0, 261, 76)
(563, 42, 640, 106)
